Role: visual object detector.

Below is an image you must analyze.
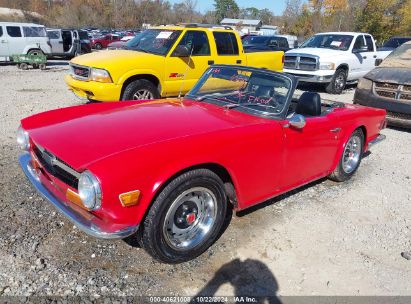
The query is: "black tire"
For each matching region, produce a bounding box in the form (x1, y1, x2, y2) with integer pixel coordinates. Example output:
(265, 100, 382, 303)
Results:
(94, 43, 102, 50)
(140, 169, 228, 263)
(329, 129, 364, 182)
(20, 63, 28, 70)
(121, 79, 160, 101)
(39, 63, 46, 70)
(32, 63, 39, 69)
(27, 49, 44, 56)
(325, 68, 347, 94)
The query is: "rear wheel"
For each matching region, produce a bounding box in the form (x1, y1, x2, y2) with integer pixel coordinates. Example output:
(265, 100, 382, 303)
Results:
(27, 49, 44, 57)
(329, 129, 364, 182)
(39, 63, 46, 70)
(140, 169, 228, 263)
(121, 79, 160, 101)
(94, 43, 102, 50)
(20, 63, 28, 70)
(325, 68, 347, 94)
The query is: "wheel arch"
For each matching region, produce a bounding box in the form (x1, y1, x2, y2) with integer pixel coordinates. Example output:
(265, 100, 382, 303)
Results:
(120, 74, 162, 99)
(330, 125, 367, 172)
(336, 63, 349, 73)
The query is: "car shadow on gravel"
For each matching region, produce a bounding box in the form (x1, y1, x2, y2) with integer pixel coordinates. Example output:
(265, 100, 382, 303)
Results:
(388, 126, 411, 133)
(191, 258, 281, 303)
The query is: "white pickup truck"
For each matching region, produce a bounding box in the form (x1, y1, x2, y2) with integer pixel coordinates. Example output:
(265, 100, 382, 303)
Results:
(284, 32, 390, 94)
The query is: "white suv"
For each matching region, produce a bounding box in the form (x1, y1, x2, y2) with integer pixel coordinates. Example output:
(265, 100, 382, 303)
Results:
(0, 22, 51, 61)
(284, 32, 389, 94)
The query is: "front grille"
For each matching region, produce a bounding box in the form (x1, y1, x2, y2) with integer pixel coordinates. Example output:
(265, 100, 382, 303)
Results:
(386, 111, 411, 120)
(284, 55, 318, 71)
(33, 145, 79, 189)
(70, 64, 90, 80)
(374, 82, 411, 103)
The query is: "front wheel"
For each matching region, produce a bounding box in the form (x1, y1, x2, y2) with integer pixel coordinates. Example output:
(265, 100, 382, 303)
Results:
(329, 129, 364, 182)
(325, 68, 347, 94)
(140, 169, 228, 263)
(94, 43, 102, 50)
(121, 79, 160, 101)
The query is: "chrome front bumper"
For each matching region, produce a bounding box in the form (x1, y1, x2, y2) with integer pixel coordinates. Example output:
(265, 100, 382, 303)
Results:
(368, 134, 386, 148)
(19, 152, 139, 239)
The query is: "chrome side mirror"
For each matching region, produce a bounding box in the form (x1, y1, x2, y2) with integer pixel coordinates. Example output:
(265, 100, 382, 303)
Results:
(287, 114, 306, 129)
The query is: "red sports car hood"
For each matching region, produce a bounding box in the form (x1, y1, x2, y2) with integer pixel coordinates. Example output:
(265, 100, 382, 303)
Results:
(21, 98, 264, 170)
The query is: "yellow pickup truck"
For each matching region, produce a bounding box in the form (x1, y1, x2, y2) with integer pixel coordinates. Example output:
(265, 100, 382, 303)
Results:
(65, 24, 284, 102)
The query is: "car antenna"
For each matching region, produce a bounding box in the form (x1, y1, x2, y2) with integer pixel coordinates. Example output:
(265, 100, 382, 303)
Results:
(178, 45, 194, 99)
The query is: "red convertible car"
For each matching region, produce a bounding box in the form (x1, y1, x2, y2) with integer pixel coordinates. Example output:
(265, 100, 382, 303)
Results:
(18, 66, 386, 263)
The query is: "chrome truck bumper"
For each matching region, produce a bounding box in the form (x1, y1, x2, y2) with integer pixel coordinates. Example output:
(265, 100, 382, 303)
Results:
(19, 152, 139, 239)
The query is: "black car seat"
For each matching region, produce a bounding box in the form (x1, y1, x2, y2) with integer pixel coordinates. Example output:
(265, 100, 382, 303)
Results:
(295, 92, 322, 116)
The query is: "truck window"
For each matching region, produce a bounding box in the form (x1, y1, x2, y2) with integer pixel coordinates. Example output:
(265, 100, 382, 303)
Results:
(0, 26, 3, 37)
(365, 35, 374, 51)
(6, 26, 22, 37)
(47, 30, 60, 39)
(279, 38, 288, 48)
(23, 26, 47, 37)
(353, 35, 366, 51)
(175, 30, 210, 56)
(213, 32, 239, 55)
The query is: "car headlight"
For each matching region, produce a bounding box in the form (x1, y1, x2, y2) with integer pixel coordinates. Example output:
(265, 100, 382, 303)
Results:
(16, 125, 30, 151)
(90, 68, 112, 83)
(78, 171, 102, 210)
(357, 78, 373, 91)
(319, 62, 335, 70)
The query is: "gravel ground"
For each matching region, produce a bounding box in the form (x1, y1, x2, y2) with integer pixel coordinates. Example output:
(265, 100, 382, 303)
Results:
(0, 61, 410, 299)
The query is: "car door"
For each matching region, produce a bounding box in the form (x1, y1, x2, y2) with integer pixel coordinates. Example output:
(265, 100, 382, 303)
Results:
(212, 31, 246, 66)
(47, 29, 64, 54)
(164, 30, 214, 96)
(351, 35, 375, 78)
(0, 25, 9, 58)
(280, 115, 341, 189)
(5, 25, 25, 55)
(364, 35, 378, 71)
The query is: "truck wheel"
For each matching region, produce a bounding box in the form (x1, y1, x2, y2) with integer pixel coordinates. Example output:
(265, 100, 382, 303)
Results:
(20, 63, 28, 70)
(39, 63, 46, 70)
(140, 169, 228, 263)
(325, 68, 347, 94)
(121, 79, 160, 101)
(94, 43, 102, 50)
(329, 129, 364, 182)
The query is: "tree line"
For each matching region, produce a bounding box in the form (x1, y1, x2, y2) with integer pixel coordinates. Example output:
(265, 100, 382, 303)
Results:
(0, 0, 409, 42)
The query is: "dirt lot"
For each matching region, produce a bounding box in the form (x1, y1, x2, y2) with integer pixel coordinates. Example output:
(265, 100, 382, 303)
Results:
(0, 61, 410, 299)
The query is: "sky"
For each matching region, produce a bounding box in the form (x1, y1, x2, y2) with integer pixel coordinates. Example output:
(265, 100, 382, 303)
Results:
(167, 0, 289, 16)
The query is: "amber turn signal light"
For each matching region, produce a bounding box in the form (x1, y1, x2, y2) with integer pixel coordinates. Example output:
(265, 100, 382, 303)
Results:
(66, 188, 84, 208)
(119, 190, 141, 207)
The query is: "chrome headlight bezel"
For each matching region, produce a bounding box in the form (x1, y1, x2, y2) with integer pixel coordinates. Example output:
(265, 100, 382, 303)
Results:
(319, 62, 336, 70)
(78, 170, 102, 210)
(17, 125, 30, 151)
(357, 77, 373, 91)
(90, 68, 112, 83)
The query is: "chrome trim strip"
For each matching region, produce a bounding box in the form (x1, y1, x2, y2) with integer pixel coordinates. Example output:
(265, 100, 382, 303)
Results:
(368, 134, 386, 148)
(36, 144, 81, 179)
(19, 152, 139, 239)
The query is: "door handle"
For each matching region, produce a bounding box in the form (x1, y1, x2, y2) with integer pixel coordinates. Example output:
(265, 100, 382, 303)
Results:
(58, 41, 63, 44)
(330, 128, 341, 133)
(236, 59, 242, 64)
(362, 56, 367, 59)
(208, 60, 214, 65)
(373, 55, 377, 58)
(1, 40, 7, 43)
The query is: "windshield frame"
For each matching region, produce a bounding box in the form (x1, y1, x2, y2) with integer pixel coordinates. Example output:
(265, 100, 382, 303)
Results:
(300, 34, 354, 51)
(186, 65, 297, 120)
(125, 29, 182, 56)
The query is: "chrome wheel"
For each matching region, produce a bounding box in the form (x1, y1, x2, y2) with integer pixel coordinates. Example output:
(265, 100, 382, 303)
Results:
(335, 73, 345, 90)
(342, 135, 362, 174)
(163, 187, 217, 251)
(132, 89, 154, 100)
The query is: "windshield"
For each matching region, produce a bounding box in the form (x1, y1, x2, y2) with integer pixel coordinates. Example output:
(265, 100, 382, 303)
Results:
(78, 31, 89, 40)
(187, 66, 292, 116)
(126, 29, 181, 55)
(243, 36, 269, 46)
(380, 43, 411, 68)
(300, 34, 353, 51)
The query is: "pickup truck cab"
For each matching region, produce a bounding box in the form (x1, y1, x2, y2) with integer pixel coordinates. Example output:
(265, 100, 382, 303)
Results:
(284, 32, 388, 94)
(65, 24, 284, 102)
